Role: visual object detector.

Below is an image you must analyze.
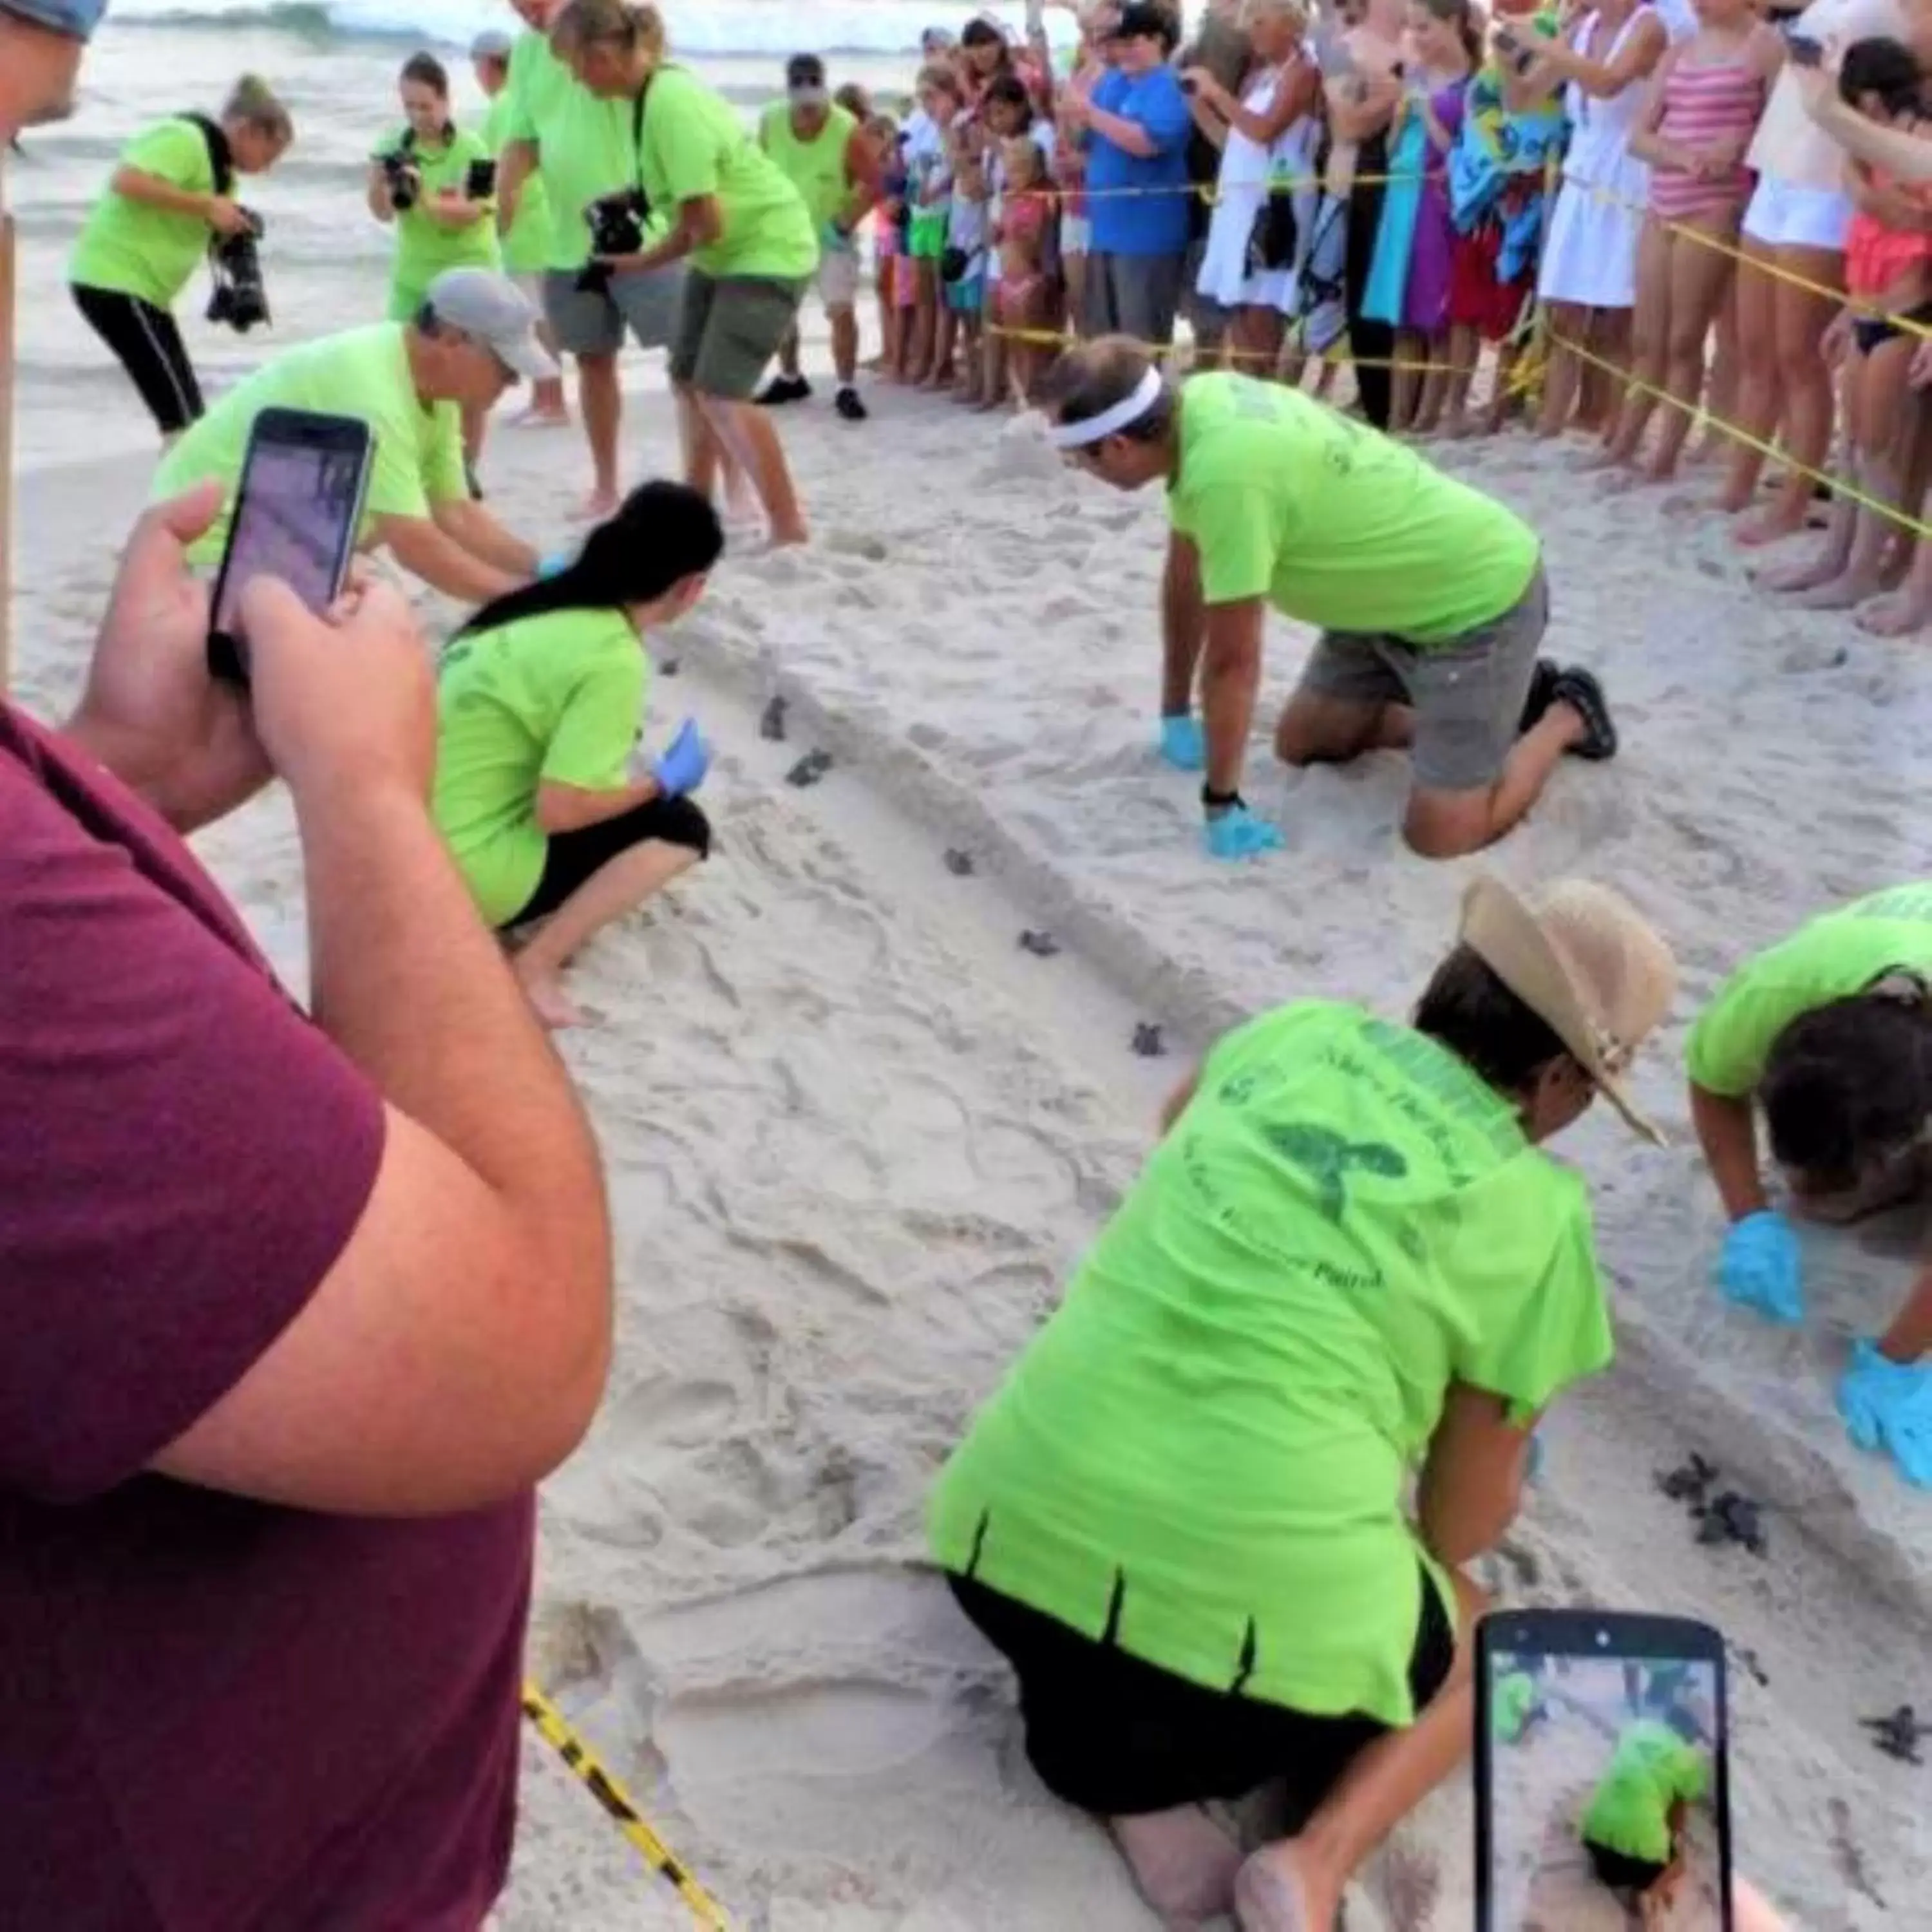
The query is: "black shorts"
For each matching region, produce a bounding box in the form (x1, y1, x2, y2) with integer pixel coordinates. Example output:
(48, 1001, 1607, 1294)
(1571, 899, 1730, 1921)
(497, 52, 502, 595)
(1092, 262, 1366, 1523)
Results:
(1586, 1839, 1671, 1894)
(70, 283, 204, 435)
(947, 1562, 1456, 1823)
(504, 795, 712, 929)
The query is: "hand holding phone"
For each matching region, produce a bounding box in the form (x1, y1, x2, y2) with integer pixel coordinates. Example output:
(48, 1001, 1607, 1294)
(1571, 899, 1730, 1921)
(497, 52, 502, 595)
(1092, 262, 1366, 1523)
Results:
(207, 408, 374, 685)
(1477, 1610, 1733, 1931)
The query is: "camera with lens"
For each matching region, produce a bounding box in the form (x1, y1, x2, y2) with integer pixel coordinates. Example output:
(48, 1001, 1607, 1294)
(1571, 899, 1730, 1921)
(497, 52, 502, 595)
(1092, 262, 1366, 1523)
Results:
(466, 156, 498, 200)
(381, 148, 421, 213)
(574, 188, 650, 294)
(205, 210, 270, 334)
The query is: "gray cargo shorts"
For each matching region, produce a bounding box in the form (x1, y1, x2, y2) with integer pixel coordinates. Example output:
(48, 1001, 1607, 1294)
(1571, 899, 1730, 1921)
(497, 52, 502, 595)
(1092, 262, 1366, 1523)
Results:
(1295, 564, 1549, 793)
(542, 261, 687, 358)
(1085, 250, 1188, 348)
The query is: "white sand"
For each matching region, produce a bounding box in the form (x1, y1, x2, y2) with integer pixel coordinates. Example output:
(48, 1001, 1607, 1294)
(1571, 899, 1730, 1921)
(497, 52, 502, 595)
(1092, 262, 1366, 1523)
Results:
(14, 382, 1932, 1932)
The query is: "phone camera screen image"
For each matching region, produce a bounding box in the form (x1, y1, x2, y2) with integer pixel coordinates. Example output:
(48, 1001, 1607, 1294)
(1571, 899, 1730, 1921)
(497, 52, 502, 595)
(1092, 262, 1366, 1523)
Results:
(1487, 1649, 1725, 1930)
(212, 438, 366, 648)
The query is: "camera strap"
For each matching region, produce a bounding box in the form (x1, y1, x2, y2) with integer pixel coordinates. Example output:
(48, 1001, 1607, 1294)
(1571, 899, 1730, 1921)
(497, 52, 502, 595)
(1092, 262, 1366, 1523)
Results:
(630, 72, 656, 204)
(180, 111, 234, 197)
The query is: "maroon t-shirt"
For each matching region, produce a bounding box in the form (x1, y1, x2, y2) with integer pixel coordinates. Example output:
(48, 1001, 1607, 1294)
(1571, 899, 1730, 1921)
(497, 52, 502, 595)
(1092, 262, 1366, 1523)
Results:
(0, 704, 535, 1930)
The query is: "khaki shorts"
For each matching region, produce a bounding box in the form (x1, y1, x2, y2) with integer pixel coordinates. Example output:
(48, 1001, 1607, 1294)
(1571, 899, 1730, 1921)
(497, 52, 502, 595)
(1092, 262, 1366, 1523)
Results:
(670, 269, 809, 399)
(542, 263, 685, 359)
(815, 247, 860, 311)
(1294, 564, 1549, 793)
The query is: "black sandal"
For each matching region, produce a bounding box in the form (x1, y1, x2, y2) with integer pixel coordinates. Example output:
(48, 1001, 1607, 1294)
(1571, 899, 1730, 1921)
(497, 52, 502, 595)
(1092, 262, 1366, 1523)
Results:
(1518, 658, 1562, 735)
(1553, 667, 1617, 761)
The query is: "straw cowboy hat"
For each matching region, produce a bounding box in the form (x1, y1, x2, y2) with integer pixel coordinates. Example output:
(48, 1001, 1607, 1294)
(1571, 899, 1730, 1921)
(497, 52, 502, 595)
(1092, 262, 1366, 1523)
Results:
(1460, 874, 1678, 1143)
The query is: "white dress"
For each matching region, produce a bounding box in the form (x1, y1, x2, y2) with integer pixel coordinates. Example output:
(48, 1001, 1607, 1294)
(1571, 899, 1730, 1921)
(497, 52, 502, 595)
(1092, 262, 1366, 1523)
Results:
(1195, 62, 1323, 312)
(1536, 6, 1658, 308)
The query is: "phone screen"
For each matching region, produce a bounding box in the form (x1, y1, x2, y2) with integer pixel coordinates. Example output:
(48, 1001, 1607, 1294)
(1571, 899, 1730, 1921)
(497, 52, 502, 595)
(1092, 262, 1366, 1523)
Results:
(1482, 1629, 1729, 1929)
(209, 413, 371, 682)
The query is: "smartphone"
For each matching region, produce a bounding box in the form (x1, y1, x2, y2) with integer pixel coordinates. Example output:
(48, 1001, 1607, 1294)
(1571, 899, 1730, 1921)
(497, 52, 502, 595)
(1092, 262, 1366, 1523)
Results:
(1477, 1609, 1734, 1932)
(207, 408, 373, 685)
(1786, 32, 1824, 65)
(466, 156, 498, 199)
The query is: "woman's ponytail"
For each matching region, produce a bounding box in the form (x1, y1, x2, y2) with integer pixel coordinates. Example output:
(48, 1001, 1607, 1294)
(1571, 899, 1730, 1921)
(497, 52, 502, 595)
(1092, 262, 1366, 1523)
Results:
(223, 73, 294, 143)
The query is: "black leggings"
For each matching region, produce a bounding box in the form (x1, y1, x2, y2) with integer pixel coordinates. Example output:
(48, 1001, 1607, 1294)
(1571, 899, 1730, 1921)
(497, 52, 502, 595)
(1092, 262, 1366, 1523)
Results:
(505, 793, 712, 928)
(1346, 129, 1394, 432)
(71, 284, 205, 435)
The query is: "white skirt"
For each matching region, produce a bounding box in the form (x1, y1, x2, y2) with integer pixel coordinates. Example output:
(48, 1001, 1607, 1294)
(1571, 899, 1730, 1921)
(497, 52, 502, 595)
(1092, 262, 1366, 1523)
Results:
(1537, 172, 1643, 309)
(1196, 180, 1296, 312)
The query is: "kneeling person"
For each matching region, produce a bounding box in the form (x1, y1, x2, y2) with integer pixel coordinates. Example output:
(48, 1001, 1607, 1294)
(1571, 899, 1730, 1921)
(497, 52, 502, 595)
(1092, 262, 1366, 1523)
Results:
(1689, 880, 1932, 1486)
(433, 480, 723, 1029)
(931, 876, 1675, 1928)
(1579, 1715, 1710, 1921)
(1042, 339, 1618, 860)
(152, 267, 553, 602)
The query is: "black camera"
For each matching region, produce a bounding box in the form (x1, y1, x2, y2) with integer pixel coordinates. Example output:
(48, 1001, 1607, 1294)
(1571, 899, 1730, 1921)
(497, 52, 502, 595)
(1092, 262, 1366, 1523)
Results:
(574, 188, 649, 293)
(381, 149, 421, 212)
(466, 156, 497, 200)
(206, 211, 270, 334)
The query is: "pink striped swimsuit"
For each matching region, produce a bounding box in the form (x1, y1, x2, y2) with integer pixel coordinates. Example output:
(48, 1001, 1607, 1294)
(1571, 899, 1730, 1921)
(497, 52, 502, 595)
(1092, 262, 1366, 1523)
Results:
(1647, 53, 1768, 221)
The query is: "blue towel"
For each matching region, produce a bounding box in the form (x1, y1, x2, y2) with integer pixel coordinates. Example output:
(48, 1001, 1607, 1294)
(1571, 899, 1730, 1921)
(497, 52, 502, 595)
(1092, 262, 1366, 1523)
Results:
(1361, 104, 1428, 329)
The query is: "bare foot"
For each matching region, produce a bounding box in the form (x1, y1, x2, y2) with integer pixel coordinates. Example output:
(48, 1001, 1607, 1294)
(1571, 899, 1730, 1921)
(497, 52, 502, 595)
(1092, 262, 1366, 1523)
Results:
(1110, 1808, 1245, 1927)
(1596, 468, 1649, 497)
(1856, 589, 1932, 636)
(1790, 571, 1881, 611)
(1732, 503, 1807, 547)
(1754, 547, 1845, 592)
(766, 522, 810, 549)
(1233, 1843, 1338, 1931)
(516, 965, 584, 1030)
(924, 370, 954, 392)
(1569, 446, 1619, 475)
(573, 487, 620, 522)
(1439, 412, 1475, 440)
(513, 405, 571, 430)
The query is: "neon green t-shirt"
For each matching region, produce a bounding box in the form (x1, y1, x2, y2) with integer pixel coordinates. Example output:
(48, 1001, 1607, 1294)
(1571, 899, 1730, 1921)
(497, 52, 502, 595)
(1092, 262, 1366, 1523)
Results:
(501, 28, 641, 272)
(152, 322, 468, 562)
(1580, 1720, 1710, 1864)
(370, 123, 501, 319)
(484, 91, 550, 276)
(638, 66, 818, 281)
(1166, 374, 1541, 643)
(1686, 883, 1932, 1097)
(432, 606, 649, 926)
(929, 999, 1611, 1725)
(1492, 1669, 1539, 1742)
(68, 117, 218, 310)
(758, 100, 858, 229)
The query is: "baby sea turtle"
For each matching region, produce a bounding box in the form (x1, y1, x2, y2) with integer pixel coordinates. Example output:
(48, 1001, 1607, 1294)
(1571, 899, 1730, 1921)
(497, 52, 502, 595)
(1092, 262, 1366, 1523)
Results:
(1694, 1490, 1766, 1558)
(1656, 1454, 1719, 1507)
(1018, 929, 1061, 958)
(1132, 1022, 1166, 1058)
(1860, 1706, 1926, 1766)
(943, 849, 976, 876)
(786, 749, 833, 788)
(760, 695, 788, 742)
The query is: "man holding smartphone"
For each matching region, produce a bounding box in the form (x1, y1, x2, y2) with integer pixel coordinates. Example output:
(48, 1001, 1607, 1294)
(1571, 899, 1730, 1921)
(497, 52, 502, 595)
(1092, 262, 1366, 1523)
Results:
(2, 5, 614, 1923)
(152, 265, 553, 603)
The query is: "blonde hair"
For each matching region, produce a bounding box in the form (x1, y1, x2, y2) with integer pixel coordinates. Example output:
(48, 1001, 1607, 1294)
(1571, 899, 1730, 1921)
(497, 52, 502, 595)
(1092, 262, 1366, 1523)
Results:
(549, 0, 667, 62)
(1240, 0, 1309, 32)
(222, 73, 294, 143)
(1001, 132, 1045, 184)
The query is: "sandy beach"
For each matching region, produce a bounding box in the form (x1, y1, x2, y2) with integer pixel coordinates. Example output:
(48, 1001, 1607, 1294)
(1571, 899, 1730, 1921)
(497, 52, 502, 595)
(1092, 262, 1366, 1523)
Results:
(14, 380, 1932, 1930)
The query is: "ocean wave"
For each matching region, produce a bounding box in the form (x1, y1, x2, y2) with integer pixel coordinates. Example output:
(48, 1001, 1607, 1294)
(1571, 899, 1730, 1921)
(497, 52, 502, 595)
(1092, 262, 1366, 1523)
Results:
(105, 0, 1086, 57)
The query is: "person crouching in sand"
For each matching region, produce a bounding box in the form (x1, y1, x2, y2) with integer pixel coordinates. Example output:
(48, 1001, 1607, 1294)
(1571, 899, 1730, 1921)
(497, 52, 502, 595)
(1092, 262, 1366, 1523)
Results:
(1689, 880, 1932, 1487)
(1578, 1710, 1712, 1929)
(931, 876, 1677, 1931)
(1040, 337, 1618, 861)
(432, 480, 722, 1028)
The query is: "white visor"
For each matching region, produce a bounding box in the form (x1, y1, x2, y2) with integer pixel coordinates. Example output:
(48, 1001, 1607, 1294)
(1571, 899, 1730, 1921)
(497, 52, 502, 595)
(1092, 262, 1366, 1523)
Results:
(1046, 367, 1165, 450)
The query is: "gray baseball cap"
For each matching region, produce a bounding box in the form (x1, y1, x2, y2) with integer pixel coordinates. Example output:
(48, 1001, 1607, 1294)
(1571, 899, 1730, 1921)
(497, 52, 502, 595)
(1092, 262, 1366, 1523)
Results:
(469, 26, 513, 59)
(424, 268, 558, 381)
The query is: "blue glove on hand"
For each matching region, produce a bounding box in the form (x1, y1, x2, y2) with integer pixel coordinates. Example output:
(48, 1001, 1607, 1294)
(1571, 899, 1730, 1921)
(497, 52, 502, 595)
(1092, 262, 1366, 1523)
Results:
(650, 718, 711, 799)
(1204, 804, 1283, 860)
(1716, 1210, 1804, 1325)
(1159, 713, 1206, 771)
(1837, 1340, 1932, 1488)
(536, 547, 574, 580)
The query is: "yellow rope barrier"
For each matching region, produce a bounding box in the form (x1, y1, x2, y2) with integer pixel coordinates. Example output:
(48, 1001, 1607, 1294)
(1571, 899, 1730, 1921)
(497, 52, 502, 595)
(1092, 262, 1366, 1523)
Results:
(520, 1679, 732, 1931)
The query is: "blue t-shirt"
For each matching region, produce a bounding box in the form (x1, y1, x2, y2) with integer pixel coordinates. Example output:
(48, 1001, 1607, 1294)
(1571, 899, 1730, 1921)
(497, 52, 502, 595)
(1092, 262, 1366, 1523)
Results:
(1086, 66, 1194, 256)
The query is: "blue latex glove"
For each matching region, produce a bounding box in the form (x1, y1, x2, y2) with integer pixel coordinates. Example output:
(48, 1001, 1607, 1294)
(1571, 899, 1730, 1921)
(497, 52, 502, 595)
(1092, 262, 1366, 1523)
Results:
(1159, 713, 1206, 771)
(1837, 1339, 1932, 1488)
(1204, 804, 1283, 860)
(650, 718, 711, 799)
(536, 547, 574, 580)
(1716, 1210, 1804, 1325)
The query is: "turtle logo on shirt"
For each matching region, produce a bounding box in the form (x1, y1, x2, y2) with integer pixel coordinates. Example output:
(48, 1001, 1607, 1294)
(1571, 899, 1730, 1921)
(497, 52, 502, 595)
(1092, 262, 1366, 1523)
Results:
(1263, 1121, 1408, 1224)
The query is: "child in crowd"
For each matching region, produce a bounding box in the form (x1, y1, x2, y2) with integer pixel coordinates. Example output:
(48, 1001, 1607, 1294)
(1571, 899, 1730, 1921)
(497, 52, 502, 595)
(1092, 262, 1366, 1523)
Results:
(993, 133, 1057, 403)
(942, 133, 991, 399)
(1364, 0, 1481, 433)
(875, 120, 913, 380)
(1598, 0, 1776, 486)
(1763, 39, 1932, 630)
(908, 66, 966, 384)
(977, 73, 1058, 413)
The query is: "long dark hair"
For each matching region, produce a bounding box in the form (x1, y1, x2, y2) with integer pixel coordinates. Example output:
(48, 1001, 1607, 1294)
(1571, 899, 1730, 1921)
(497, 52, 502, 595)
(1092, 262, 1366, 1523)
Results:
(456, 480, 724, 638)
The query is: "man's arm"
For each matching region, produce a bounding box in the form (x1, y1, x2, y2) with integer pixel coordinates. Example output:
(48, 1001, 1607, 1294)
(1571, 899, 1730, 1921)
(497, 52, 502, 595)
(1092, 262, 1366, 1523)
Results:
(432, 497, 540, 578)
(152, 579, 612, 1516)
(1418, 1384, 1533, 1567)
(375, 512, 524, 602)
(1160, 528, 1206, 715)
(1200, 596, 1266, 796)
(1689, 1081, 1768, 1222)
(1085, 101, 1158, 158)
(496, 137, 536, 236)
(622, 194, 724, 274)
